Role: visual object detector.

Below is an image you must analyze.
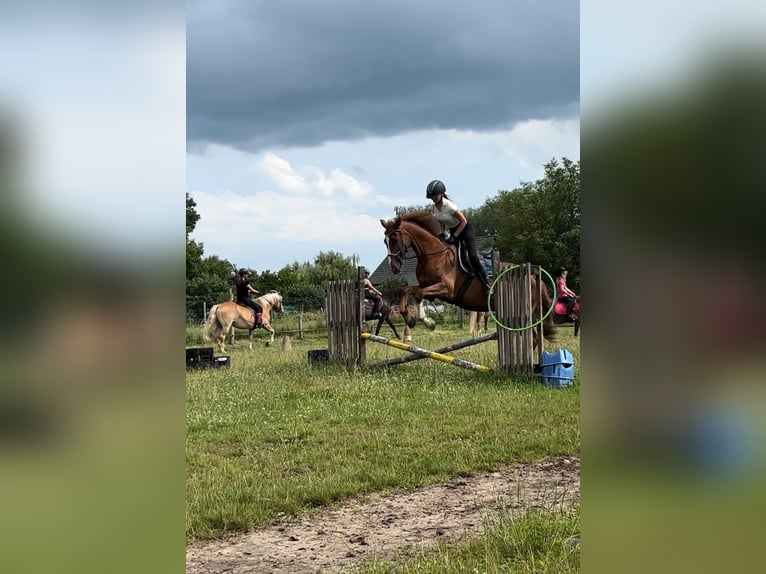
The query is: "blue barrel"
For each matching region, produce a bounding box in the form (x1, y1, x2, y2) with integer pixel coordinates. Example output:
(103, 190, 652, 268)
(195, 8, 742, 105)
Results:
(540, 348, 575, 387)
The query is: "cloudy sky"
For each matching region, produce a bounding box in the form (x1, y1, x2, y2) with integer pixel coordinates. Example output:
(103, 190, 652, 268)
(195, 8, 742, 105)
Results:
(187, 0, 580, 273)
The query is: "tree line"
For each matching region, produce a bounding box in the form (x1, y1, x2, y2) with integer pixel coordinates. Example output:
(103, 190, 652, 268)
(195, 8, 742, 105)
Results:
(186, 157, 579, 321)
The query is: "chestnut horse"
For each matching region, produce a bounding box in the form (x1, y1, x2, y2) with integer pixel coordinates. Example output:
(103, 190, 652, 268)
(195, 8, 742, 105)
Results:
(380, 212, 555, 344)
(201, 291, 283, 353)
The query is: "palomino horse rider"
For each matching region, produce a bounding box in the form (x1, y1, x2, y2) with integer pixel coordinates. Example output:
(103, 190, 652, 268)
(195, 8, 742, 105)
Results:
(235, 268, 263, 327)
(426, 179, 491, 291)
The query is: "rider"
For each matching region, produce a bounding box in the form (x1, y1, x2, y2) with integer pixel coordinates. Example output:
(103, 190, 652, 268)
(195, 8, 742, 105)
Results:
(554, 266, 577, 320)
(426, 179, 491, 290)
(235, 268, 263, 326)
(362, 268, 384, 317)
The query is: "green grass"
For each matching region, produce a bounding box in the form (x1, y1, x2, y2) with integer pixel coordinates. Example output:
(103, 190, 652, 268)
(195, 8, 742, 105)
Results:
(186, 324, 580, 541)
(354, 508, 580, 574)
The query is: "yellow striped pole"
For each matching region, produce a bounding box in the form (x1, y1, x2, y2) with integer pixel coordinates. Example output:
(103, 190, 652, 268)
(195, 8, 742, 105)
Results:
(361, 332, 491, 373)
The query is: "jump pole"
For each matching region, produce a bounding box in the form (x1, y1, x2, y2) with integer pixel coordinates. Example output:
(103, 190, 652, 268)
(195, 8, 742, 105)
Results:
(361, 332, 492, 373)
(366, 331, 498, 368)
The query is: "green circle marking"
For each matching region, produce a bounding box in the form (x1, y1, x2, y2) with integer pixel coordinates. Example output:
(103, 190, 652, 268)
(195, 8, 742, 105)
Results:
(486, 265, 557, 332)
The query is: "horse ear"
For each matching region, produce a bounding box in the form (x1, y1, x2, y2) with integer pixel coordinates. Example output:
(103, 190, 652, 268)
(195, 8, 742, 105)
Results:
(380, 218, 392, 229)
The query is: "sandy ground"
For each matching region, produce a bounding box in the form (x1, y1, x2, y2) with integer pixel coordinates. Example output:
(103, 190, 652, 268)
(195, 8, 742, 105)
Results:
(186, 455, 580, 574)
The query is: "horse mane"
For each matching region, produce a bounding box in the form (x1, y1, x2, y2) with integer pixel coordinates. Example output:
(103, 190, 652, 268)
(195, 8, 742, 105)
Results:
(398, 211, 441, 236)
(256, 291, 282, 307)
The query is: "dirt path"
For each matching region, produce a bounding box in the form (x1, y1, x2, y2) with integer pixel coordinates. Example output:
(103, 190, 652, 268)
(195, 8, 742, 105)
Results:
(186, 456, 580, 574)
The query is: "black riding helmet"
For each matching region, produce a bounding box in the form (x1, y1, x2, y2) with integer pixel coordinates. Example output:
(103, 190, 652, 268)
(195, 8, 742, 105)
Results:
(426, 179, 446, 198)
(238, 268, 248, 275)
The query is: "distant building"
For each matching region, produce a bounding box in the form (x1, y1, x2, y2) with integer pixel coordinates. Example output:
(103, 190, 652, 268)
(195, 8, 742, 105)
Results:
(368, 248, 419, 286)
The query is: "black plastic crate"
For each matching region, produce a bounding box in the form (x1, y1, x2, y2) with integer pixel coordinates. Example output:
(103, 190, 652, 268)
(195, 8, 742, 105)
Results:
(186, 347, 215, 369)
(307, 349, 330, 364)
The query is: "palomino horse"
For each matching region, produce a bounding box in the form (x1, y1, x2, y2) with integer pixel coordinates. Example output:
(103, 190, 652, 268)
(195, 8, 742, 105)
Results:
(202, 291, 283, 353)
(468, 310, 489, 338)
(380, 212, 555, 344)
(364, 298, 401, 339)
(553, 295, 580, 337)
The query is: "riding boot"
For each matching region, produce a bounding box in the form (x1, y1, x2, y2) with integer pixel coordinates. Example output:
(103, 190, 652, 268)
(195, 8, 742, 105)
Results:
(372, 303, 380, 318)
(255, 312, 262, 327)
(478, 270, 491, 291)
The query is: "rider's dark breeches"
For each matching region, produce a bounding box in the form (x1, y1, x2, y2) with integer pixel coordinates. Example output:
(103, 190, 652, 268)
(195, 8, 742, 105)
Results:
(450, 222, 490, 285)
(558, 295, 575, 315)
(364, 290, 382, 310)
(238, 297, 262, 315)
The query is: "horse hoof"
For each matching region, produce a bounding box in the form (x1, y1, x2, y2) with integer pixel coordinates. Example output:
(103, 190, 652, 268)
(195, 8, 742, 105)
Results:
(265, 342, 271, 347)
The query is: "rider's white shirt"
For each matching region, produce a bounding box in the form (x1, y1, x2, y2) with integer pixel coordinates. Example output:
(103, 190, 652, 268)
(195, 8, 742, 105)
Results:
(431, 198, 460, 229)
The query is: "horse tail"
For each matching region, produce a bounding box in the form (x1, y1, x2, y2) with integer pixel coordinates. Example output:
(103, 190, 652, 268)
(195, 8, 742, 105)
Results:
(201, 304, 222, 343)
(539, 279, 557, 342)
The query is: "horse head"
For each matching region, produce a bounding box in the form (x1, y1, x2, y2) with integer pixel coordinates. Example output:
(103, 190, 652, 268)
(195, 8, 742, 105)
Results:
(380, 217, 408, 274)
(269, 291, 283, 312)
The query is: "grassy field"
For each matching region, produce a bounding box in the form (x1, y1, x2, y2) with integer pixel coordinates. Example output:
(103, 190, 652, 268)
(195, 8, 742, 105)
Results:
(187, 316, 579, 539)
(353, 509, 580, 574)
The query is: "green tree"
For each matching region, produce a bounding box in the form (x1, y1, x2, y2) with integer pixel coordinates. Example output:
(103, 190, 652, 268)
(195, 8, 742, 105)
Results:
(186, 192, 239, 321)
(488, 158, 580, 290)
(306, 251, 357, 284)
(186, 192, 205, 294)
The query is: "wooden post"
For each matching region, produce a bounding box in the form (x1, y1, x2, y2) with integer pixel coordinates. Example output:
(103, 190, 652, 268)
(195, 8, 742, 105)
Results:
(298, 312, 304, 340)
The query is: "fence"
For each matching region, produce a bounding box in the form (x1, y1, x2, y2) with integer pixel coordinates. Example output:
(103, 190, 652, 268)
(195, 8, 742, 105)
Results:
(326, 265, 544, 374)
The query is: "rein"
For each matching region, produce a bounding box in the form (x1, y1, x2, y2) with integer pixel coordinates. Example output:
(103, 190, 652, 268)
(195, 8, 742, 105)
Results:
(385, 227, 450, 261)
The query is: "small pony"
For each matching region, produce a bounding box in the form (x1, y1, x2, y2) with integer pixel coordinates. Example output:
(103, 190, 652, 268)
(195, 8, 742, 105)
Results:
(363, 297, 400, 339)
(202, 291, 283, 353)
(553, 295, 580, 337)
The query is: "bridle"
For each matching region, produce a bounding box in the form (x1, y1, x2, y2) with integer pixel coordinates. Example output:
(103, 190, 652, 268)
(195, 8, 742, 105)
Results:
(385, 225, 451, 265)
(384, 228, 409, 266)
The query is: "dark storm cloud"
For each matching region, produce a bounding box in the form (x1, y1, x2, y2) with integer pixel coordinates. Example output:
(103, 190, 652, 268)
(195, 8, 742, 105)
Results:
(187, 0, 579, 152)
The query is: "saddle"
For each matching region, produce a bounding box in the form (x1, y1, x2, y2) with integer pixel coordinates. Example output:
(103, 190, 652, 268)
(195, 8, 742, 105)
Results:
(453, 242, 492, 295)
(236, 302, 262, 328)
(554, 299, 579, 320)
(363, 299, 381, 319)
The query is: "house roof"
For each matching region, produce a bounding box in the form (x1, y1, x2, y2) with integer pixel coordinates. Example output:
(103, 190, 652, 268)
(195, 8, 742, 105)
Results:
(369, 249, 419, 286)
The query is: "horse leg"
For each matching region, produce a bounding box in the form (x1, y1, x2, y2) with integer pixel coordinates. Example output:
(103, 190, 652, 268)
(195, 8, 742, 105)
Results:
(386, 316, 401, 340)
(263, 324, 275, 346)
(399, 288, 415, 328)
(248, 329, 254, 351)
(413, 299, 436, 330)
(374, 317, 384, 336)
(398, 287, 435, 330)
(217, 321, 228, 354)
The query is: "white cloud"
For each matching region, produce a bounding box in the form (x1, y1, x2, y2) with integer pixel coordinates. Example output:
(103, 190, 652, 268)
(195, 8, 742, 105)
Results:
(191, 151, 389, 266)
(256, 153, 310, 194)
